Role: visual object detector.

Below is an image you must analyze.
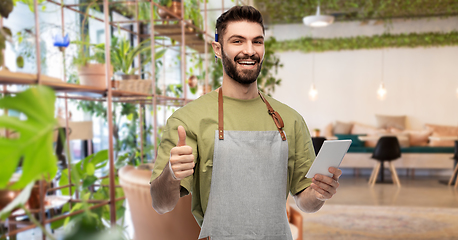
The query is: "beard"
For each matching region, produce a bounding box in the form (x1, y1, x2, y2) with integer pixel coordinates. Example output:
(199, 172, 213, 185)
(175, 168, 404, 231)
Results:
(221, 45, 263, 85)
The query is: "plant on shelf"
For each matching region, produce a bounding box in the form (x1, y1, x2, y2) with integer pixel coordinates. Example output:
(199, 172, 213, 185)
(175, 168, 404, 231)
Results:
(93, 35, 166, 79)
(71, 1, 111, 88)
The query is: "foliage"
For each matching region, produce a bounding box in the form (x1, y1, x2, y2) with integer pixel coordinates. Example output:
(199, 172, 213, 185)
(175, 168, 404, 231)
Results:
(0, 86, 57, 189)
(76, 101, 153, 163)
(0, 0, 14, 19)
(257, 38, 283, 96)
(184, 0, 203, 31)
(270, 31, 458, 53)
(256, 0, 458, 24)
(71, 0, 101, 67)
(54, 150, 127, 239)
(93, 36, 166, 75)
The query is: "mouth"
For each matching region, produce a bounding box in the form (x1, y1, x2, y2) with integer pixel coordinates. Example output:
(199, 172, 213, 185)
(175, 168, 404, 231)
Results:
(236, 59, 257, 69)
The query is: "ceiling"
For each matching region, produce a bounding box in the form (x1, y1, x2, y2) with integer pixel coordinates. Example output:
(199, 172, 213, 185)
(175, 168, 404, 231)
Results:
(254, 0, 458, 25)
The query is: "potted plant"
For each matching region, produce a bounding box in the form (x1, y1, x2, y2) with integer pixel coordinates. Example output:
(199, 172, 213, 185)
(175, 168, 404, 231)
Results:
(93, 36, 155, 80)
(72, 1, 112, 88)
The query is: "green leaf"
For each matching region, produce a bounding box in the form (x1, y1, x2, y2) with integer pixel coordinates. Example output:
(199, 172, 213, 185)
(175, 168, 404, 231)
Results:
(82, 175, 98, 188)
(86, 162, 95, 176)
(58, 169, 75, 196)
(0, 182, 34, 220)
(0, 86, 58, 189)
(0, 0, 14, 18)
(16, 56, 24, 68)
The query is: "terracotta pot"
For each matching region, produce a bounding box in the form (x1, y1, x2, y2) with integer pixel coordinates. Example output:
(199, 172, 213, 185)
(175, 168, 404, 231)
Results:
(0, 189, 21, 211)
(157, 1, 182, 19)
(0, 180, 49, 211)
(77, 63, 113, 88)
(188, 75, 198, 88)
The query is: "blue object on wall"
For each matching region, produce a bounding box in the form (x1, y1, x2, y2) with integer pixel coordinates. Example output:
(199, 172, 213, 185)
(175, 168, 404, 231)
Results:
(53, 34, 70, 48)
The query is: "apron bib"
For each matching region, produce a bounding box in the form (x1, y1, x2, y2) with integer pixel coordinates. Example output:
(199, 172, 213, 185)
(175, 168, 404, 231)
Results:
(199, 89, 292, 240)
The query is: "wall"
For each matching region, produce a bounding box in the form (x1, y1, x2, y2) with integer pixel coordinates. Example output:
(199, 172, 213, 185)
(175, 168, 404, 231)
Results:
(268, 17, 458, 132)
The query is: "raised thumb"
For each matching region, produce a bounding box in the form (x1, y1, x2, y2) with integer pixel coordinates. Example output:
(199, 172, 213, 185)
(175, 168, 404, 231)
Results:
(177, 125, 186, 147)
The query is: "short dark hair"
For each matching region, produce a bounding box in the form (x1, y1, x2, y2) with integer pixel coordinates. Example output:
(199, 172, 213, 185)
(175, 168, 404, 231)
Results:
(215, 6, 265, 43)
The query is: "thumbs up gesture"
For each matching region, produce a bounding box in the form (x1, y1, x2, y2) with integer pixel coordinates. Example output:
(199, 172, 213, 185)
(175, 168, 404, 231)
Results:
(169, 126, 195, 180)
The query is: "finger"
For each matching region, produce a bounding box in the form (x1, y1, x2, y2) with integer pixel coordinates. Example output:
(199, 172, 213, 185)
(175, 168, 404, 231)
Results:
(171, 162, 195, 172)
(311, 183, 332, 200)
(314, 174, 337, 187)
(170, 145, 193, 156)
(177, 125, 187, 147)
(313, 178, 337, 195)
(329, 167, 342, 180)
(170, 154, 195, 165)
(174, 169, 194, 180)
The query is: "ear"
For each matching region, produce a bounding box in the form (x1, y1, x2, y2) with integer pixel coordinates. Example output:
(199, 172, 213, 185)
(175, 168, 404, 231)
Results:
(212, 41, 222, 59)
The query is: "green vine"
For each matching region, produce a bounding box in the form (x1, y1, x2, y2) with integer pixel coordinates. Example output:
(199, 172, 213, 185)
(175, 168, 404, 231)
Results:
(270, 31, 458, 53)
(256, 0, 458, 24)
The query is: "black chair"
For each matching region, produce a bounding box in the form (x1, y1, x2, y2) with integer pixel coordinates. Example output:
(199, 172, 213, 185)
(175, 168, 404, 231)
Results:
(449, 140, 458, 187)
(369, 136, 401, 187)
(312, 137, 326, 156)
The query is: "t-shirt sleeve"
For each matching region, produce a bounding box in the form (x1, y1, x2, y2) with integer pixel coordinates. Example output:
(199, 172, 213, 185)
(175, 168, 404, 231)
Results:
(290, 116, 315, 196)
(150, 116, 197, 197)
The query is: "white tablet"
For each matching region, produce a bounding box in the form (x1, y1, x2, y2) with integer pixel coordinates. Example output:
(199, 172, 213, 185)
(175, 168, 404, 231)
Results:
(305, 140, 352, 178)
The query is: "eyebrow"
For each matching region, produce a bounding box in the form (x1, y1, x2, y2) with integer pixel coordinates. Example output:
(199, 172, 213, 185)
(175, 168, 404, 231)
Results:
(227, 35, 264, 41)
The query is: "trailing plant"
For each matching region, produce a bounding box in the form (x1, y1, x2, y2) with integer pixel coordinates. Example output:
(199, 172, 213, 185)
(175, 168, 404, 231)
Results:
(269, 31, 458, 53)
(256, 0, 458, 24)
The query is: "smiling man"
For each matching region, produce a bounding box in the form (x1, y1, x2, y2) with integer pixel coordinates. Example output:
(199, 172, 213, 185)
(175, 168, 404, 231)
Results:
(150, 5, 342, 240)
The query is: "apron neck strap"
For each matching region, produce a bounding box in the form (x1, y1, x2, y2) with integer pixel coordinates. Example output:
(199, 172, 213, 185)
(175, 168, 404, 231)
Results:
(218, 88, 286, 141)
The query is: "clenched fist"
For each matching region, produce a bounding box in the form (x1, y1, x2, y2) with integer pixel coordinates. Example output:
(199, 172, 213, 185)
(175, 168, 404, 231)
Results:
(169, 126, 195, 180)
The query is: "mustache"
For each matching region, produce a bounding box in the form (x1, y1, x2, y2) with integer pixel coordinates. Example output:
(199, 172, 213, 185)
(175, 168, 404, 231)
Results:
(234, 54, 260, 62)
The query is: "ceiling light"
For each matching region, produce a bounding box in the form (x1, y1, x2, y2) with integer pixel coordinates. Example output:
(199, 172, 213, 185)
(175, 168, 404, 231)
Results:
(303, 6, 335, 28)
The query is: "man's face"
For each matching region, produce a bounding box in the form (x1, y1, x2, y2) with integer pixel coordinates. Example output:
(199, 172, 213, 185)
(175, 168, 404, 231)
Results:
(219, 21, 265, 85)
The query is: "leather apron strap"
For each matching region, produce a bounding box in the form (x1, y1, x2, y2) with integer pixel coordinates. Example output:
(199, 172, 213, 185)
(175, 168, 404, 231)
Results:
(218, 88, 286, 141)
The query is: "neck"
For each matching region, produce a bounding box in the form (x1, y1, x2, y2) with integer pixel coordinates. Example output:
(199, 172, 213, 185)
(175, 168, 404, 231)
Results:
(220, 75, 258, 100)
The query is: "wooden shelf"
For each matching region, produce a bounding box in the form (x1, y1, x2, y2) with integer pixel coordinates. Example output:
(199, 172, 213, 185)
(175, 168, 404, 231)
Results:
(155, 24, 211, 53)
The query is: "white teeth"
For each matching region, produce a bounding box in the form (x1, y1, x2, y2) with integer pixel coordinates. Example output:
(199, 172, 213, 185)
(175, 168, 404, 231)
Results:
(238, 61, 255, 65)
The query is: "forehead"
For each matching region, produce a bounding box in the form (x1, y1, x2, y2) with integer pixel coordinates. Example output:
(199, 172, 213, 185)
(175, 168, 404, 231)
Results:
(223, 21, 264, 39)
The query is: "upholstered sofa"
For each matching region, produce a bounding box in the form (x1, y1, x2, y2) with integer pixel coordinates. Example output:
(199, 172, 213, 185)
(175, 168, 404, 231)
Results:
(323, 116, 457, 171)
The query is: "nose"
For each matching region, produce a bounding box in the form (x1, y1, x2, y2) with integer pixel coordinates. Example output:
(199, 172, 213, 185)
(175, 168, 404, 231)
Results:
(242, 41, 255, 56)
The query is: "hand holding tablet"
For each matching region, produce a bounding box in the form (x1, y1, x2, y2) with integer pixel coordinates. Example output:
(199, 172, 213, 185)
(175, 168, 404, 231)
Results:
(305, 140, 352, 178)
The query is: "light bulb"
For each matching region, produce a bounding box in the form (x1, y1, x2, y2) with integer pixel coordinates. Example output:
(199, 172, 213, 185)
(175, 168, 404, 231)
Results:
(309, 84, 318, 101)
(377, 82, 387, 100)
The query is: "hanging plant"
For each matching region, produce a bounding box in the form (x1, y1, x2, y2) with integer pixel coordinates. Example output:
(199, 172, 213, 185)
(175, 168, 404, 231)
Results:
(270, 31, 458, 53)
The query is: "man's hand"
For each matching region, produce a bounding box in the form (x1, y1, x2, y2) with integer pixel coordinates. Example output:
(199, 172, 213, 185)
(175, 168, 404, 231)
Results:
(310, 167, 342, 201)
(169, 125, 195, 180)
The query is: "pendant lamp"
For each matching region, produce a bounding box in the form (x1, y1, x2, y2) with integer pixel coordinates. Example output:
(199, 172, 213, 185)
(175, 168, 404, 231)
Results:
(309, 53, 318, 101)
(303, 3, 334, 28)
(377, 50, 387, 101)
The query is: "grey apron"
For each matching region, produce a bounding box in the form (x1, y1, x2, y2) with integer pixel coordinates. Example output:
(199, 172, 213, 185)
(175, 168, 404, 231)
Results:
(198, 89, 292, 240)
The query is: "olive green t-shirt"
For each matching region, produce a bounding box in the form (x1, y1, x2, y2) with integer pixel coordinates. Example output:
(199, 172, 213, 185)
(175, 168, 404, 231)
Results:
(150, 90, 315, 226)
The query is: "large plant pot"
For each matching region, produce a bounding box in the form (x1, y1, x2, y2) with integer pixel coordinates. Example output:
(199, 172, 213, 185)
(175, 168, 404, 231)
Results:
(77, 63, 113, 88)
